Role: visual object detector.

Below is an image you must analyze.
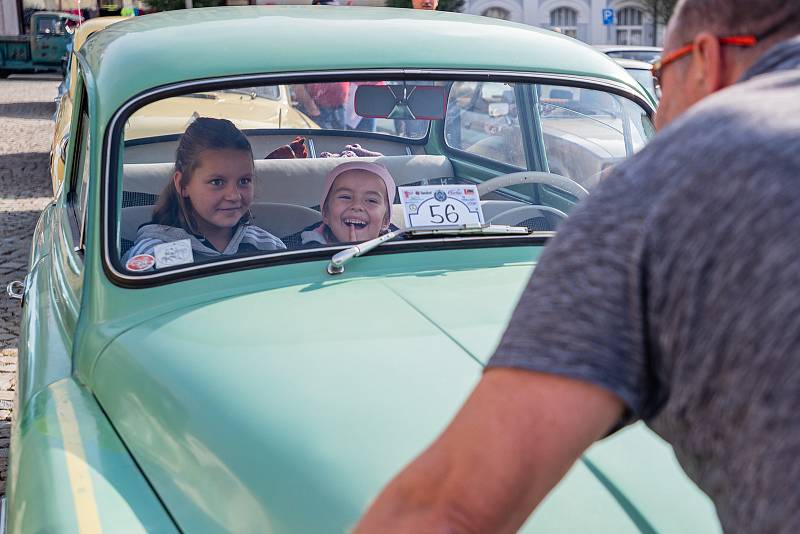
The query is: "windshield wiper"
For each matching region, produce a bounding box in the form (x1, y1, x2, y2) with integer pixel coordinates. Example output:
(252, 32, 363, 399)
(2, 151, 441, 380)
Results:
(326, 223, 529, 275)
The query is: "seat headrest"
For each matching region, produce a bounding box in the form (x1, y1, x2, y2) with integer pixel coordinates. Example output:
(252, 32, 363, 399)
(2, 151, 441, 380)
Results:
(253, 155, 452, 205)
(122, 155, 454, 207)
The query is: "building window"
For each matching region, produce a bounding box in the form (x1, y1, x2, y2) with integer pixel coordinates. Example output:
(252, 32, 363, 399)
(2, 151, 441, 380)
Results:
(550, 7, 578, 38)
(617, 7, 643, 26)
(483, 7, 511, 20)
(616, 7, 645, 45)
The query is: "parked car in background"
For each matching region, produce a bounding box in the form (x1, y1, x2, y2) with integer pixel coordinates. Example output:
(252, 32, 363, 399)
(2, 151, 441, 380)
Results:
(50, 16, 128, 195)
(123, 85, 319, 141)
(596, 44, 662, 63)
(7, 7, 719, 533)
(613, 57, 659, 103)
(0, 11, 81, 78)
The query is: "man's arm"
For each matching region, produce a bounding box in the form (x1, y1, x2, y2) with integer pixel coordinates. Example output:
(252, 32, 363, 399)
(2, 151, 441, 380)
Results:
(354, 368, 623, 533)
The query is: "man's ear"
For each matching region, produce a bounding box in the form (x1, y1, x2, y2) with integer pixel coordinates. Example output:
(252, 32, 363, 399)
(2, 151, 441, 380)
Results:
(173, 171, 188, 198)
(693, 32, 726, 94)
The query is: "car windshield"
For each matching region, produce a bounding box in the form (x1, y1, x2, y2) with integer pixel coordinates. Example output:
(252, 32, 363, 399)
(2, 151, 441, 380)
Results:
(113, 76, 654, 276)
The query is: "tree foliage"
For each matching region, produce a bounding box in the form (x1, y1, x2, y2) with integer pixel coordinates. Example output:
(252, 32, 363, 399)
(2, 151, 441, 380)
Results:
(385, 0, 465, 13)
(145, 0, 225, 11)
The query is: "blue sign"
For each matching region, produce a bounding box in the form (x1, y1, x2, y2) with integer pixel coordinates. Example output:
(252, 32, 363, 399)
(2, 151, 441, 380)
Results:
(602, 8, 614, 25)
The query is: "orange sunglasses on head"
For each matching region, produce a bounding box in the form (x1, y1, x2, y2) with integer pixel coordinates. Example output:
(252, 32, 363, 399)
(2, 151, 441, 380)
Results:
(652, 35, 757, 87)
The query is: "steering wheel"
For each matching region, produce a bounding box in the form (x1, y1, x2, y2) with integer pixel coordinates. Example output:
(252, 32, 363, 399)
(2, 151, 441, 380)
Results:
(488, 204, 568, 229)
(476, 171, 589, 200)
(477, 171, 588, 230)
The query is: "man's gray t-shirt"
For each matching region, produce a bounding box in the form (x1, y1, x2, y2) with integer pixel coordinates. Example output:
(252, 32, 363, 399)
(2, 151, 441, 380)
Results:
(488, 37, 800, 533)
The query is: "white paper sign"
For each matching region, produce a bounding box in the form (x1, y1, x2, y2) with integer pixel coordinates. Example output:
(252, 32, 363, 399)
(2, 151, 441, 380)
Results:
(154, 239, 194, 269)
(399, 185, 485, 228)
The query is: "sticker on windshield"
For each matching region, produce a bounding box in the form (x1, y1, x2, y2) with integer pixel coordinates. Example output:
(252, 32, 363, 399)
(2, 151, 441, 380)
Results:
(154, 239, 194, 269)
(126, 254, 155, 272)
(399, 185, 485, 228)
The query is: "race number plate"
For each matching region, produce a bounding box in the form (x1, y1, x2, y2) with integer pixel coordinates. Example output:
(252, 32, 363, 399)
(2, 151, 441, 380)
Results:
(399, 185, 485, 228)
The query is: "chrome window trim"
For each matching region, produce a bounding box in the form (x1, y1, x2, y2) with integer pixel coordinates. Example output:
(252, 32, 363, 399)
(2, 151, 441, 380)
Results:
(103, 68, 654, 284)
(78, 127, 90, 252)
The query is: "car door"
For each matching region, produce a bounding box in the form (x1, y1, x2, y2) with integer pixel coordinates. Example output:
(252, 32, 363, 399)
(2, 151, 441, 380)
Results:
(50, 76, 91, 342)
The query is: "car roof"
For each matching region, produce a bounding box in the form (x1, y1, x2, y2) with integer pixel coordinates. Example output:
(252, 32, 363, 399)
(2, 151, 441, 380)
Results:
(78, 6, 646, 125)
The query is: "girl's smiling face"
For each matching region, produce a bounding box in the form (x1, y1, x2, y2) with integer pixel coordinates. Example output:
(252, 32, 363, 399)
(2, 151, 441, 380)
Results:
(323, 170, 389, 243)
(177, 148, 254, 236)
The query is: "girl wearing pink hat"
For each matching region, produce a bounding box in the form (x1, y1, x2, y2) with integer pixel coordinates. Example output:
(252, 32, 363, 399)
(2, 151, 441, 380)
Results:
(293, 161, 397, 247)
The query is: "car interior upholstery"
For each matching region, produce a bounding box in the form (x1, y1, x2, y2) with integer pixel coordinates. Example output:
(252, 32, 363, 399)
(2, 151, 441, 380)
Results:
(119, 154, 560, 254)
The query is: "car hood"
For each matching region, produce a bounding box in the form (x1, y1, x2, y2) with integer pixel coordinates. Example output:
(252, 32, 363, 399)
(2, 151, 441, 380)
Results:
(93, 265, 718, 533)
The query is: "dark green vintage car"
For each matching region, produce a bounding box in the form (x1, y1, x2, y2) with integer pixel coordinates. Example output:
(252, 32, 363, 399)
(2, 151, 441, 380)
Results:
(6, 6, 720, 533)
(0, 11, 81, 78)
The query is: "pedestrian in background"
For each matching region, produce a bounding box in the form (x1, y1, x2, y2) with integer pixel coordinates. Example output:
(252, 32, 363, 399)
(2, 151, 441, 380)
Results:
(293, 82, 349, 130)
(355, 0, 800, 532)
(411, 0, 438, 10)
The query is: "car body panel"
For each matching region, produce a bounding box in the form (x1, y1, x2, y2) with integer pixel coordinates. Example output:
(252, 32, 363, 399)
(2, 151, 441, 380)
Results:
(89, 254, 716, 533)
(88, 250, 539, 532)
(584, 426, 723, 534)
(75, 246, 541, 384)
(7, 378, 177, 533)
(15, 196, 81, 415)
(85, 254, 720, 532)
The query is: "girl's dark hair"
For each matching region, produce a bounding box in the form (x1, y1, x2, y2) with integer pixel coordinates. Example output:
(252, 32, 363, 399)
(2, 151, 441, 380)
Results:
(152, 117, 254, 233)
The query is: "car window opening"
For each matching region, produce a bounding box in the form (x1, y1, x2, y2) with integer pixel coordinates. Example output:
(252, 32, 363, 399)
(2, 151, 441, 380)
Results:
(113, 77, 654, 277)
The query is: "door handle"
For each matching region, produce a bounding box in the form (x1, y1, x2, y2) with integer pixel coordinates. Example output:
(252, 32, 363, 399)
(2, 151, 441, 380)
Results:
(6, 280, 24, 302)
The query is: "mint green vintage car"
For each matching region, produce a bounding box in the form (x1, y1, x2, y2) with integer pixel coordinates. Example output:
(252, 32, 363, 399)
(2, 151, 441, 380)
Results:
(6, 6, 720, 533)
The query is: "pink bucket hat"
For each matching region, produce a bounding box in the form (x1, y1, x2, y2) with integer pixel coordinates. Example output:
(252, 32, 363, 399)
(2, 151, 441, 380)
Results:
(319, 161, 397, 213)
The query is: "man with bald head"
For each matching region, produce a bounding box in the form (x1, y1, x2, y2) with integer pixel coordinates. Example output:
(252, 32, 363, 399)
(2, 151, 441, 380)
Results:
(355, 1, 800, 532)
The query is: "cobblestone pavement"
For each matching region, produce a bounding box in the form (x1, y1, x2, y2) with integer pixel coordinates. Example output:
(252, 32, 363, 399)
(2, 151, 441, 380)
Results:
(0, 74, 60, 493)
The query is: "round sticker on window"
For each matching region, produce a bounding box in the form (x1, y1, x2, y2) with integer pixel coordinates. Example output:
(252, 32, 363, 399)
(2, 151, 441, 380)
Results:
(126, 254, 155, 272)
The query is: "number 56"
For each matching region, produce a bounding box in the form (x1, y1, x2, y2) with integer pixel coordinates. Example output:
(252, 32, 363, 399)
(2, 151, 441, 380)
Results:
(428, 203, 459, 224)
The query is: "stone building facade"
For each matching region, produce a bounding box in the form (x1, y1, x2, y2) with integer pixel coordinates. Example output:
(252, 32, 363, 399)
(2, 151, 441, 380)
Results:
(462, 0, 664, 46)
